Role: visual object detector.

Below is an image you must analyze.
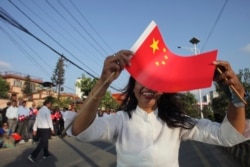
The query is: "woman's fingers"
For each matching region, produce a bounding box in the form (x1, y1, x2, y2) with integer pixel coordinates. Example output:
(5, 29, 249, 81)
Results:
(100, 50, 133, 83)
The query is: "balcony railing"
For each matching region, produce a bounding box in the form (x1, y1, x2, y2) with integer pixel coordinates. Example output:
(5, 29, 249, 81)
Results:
(0, 71, 43, 83)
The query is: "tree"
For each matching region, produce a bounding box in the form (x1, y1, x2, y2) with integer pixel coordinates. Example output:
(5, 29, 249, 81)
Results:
(51, 57, 65, 98)
(22, 75, 33, 99)
(75, 75, 119, 110)
(75, 75, 97, 98)
(100, 91, 119, 110)
(0, 76, 10, 99)
(238, 68, 250, 118)
(180, 92, 200, 118)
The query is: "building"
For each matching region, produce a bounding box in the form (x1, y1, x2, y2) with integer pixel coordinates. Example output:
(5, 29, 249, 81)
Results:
(202, 90, 219, 104)
(0, 71, 80, 108)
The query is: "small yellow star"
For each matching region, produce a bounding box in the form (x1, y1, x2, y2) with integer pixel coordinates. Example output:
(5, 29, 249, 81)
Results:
(155, 61, 160, 66)
(150, 38, 159, 54)
(161, 61, 166, 65)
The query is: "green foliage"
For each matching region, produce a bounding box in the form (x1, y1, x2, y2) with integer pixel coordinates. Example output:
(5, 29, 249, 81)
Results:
(180, 92, 200, 118)
(75, 75, 119, 110)
(75, 75, 97, 98)
(238, 68, 250, 118)
(0, 76, 10, 99)
(211, 82, 230, 122)
(53, 97, 73, 109)
(202, 105, 214, 121)
(100, 91, 119, 110)
(44, 96, 56, 104)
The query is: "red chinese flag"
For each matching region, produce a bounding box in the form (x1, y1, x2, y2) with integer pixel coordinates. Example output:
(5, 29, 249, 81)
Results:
(126, 21, 217, 92)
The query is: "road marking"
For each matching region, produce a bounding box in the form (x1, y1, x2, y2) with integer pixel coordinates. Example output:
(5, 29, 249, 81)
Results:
(103, 144, 115, 151)
(191, 142, 212, 167)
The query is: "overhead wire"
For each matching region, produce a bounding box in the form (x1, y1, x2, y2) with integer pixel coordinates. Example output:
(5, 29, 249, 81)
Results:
(19, 0, 104, 77)
(200, 0, 228, 52)
(0, 4, 121, 91)
(0, 24, 51, 77)
(3, 21, 52, 71)
(69, 0, 114, 54)
(68, 0, 129, 86)
(9, 0, 99, 77)
(45, 0, 105, 58)
(57, 0, 109, 57)
(30, 0, 127, 91)
(28, 0, 106, 87)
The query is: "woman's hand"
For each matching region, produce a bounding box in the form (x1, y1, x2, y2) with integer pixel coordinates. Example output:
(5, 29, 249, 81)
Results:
(213, 60, 246, 134)
(213, 60, 245, 97)
(99, 50, 133, 84)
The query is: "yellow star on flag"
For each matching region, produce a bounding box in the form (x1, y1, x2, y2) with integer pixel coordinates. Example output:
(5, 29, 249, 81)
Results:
(150, 38, 159, 54)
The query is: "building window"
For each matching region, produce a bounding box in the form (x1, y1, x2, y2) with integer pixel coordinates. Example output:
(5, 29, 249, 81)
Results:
(14, 79, 22, 87)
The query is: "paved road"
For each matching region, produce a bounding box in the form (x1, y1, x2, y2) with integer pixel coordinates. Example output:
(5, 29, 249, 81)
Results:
(0, 136, 242, 167)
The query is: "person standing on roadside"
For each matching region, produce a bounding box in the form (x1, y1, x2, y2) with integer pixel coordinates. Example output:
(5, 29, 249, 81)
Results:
(28, 98, 54, 163)
(28, 101, 38, 141)
(6, 100, 18, 133)
(17, 100, 30, 143)
(0, 101, 11, 125)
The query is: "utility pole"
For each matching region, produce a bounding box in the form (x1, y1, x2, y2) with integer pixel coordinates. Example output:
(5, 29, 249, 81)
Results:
(178, 37, 204, 118)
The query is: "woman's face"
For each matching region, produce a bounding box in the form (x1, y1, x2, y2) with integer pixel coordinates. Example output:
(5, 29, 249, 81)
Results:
(133, 81, 162, 113)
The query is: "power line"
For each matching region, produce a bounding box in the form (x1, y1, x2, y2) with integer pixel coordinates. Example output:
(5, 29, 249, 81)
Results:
(201, 0, 228, 51)
(9, 0, 99, 77)
(0, 24, 51, 76)
(29, 0, 104, 73)
(45, 0, 105, 58)
(69, 0, 114, 54)
(57, 0, 109, 57)
(0, 5, 121, 91)
(67, 0, 129, 86)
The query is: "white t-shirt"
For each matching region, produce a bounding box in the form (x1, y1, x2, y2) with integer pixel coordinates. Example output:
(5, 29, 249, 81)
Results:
(33, 106, 54, 131)
(6, 106, 18, 119)
(74, 106, 249, 167)
(17, 106, 30, 116)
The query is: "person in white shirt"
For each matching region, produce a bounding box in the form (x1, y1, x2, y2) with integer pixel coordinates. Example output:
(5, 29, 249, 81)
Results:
(71, 50, 250, 167)
(6, 100, 18, 133)
(17, 100, 30, 143)
(28, 98, 54, 163)
(63, 108, 77, 137)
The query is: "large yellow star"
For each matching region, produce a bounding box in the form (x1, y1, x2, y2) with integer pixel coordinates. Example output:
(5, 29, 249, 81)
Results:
(150, 38, 159, 54)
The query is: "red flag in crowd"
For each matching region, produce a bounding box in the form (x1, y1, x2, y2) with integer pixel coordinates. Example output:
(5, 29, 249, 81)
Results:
(126, 21, 217, 92)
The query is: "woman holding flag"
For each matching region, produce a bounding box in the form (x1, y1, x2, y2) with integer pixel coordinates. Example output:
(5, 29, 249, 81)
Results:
(69, 20, 248, 167)
(69, 48, 249, 167)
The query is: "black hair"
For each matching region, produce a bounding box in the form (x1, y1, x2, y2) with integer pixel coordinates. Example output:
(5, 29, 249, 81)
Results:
(43, 99, 52, 105)
(118, 76, 196, 129)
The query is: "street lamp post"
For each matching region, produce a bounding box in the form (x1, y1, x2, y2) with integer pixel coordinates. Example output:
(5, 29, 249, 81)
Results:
(178, 37, 204, 118)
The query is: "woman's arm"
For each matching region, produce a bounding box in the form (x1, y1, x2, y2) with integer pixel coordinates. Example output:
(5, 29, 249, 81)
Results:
(213, 60, 246, 134)
(227, 103, 245, 134)
(72, 50, 133, 135)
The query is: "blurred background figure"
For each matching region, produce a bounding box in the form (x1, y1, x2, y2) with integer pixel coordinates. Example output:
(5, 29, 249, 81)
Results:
(17, 101, 30, 143)
(6, 100, 18, 134)
(29, 101, 38, 142)
(0, 122, 15, 148)
(0, 101, 11, 125)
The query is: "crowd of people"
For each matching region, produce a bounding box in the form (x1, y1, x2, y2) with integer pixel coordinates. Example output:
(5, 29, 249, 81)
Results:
(0, 100, 37, 148)
(0, 99, 80, 149)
